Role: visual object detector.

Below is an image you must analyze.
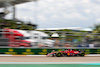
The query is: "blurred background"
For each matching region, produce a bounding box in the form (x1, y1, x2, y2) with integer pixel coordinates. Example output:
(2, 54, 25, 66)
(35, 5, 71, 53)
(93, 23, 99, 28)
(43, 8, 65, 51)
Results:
(0, 0, 100, 48)
(0, 1, 100, 67)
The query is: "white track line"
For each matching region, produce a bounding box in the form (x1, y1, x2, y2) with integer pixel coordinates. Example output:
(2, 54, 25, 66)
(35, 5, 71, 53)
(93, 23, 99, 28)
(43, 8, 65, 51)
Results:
(0, 62, 100, 64)
(85, 54, 100, 56)
(27, 55, 46, 56)
(0, 55, 12, 56)
(0, 55, 46, 56)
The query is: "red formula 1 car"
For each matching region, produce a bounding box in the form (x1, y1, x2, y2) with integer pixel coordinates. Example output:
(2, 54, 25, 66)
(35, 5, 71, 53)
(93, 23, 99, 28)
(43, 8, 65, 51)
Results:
(46, 49, 85, 57)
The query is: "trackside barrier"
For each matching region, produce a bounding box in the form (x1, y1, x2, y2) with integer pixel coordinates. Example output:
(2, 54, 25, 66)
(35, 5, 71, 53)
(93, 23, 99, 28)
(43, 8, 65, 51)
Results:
(0, 47, 100, 55)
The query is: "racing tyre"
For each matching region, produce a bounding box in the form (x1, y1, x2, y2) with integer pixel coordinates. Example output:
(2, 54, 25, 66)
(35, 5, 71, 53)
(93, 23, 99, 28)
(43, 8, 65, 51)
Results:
(80, 53, 85, 57)
(56, 52, 62, 57)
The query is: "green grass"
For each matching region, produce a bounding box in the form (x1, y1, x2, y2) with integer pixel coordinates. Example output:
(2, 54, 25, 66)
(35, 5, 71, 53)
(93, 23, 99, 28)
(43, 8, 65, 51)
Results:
(0, 64, 100, 67)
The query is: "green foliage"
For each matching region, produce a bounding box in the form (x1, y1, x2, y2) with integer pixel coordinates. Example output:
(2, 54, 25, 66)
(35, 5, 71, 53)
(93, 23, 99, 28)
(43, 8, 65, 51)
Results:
(89, 23, 100, 41)
(39, 29, 88, 43)
(0, 19, 35, 30)
(92, 24, 100, 33)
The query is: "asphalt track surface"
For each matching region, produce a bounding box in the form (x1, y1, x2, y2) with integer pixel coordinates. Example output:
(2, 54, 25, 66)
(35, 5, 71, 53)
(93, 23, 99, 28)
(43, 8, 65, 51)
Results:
(0, 56, 100, 67)
(0, 56, 100, 62)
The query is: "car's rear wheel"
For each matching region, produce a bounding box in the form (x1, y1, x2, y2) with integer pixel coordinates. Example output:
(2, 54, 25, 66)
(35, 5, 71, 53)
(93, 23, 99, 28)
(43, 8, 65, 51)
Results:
(80, 53, 85, 57)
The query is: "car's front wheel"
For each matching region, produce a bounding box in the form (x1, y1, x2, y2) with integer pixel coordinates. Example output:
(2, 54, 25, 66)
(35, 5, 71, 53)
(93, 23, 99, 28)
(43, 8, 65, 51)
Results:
(80, 53, 85, 57)
(56, 52, 62, 57)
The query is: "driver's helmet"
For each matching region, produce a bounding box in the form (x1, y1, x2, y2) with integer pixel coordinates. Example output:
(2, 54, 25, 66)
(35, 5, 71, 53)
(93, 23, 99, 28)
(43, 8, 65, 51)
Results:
(68, 49, 71, 51)
(52, 50, 55, 52)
